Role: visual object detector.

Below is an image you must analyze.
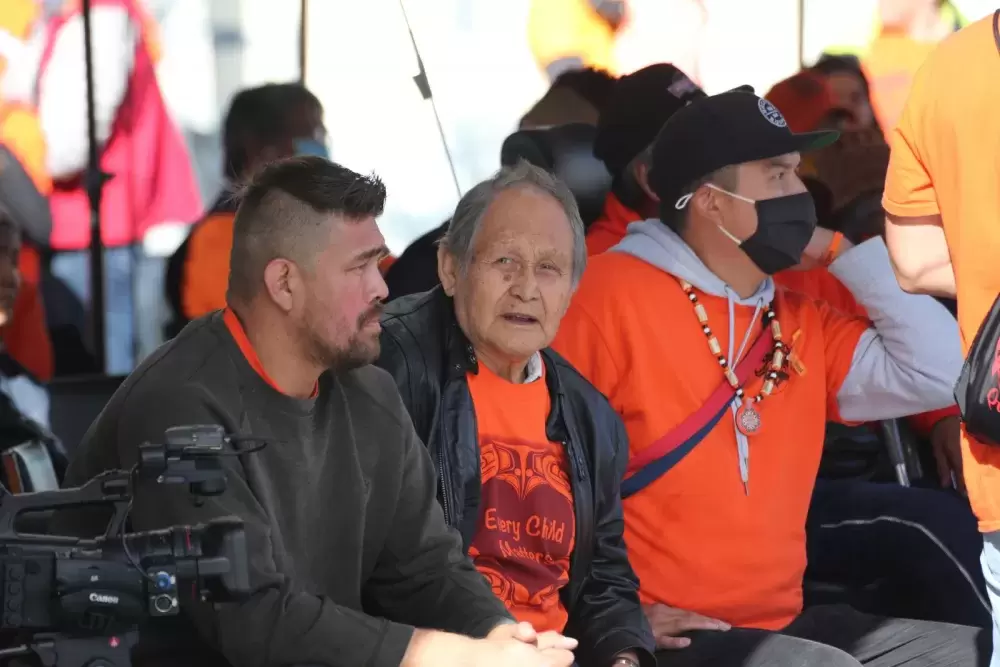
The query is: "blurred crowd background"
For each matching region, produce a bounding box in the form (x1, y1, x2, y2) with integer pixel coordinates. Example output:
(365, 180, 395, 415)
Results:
(1, 0, 997, 378)
(23, 0, 995, 255)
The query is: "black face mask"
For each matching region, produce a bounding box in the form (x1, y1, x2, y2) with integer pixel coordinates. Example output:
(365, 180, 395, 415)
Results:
(712, 187, 818, 275)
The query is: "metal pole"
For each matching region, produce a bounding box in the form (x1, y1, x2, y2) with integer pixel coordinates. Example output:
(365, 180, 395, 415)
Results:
(81, 0, 107, 373)
(397, 0, 462, 199)
(797, 0, 806, 69)
(299, 0, 307, 82)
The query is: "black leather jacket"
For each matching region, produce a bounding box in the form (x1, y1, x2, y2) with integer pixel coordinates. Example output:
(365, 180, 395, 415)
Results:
(377, 287, 655, 667)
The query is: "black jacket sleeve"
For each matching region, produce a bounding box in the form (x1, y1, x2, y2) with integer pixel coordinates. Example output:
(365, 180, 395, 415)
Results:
(117, 384, 420, 667)
(362, 411, 513, 636)
(376, 328, 435, 445)
(565, 412, 656, 667)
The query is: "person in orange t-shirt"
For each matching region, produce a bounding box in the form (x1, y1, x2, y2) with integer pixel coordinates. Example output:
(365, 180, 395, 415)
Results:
(378, 163, 654, 667)
(589, 63, 704, 256)
(882, 12, 1000, 664)
(553, 88, 979, 665)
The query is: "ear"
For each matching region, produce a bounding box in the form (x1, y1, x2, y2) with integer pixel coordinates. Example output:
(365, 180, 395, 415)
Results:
(437, 245, 459, 297)
(690, 184, 726, 226)
(634, 161, 660, 202)
(262, 258, 297, 312)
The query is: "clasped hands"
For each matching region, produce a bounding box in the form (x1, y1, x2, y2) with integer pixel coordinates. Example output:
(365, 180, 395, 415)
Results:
(482, 621, 577, 667)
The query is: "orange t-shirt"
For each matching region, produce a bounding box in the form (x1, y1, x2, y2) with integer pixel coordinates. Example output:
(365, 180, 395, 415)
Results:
(883, 15, 1000, 531)
(466, 362, 576, 632)
(552, 252, 868, 629)
(183, 212, 236, 320)
(586, 194, 639, 256)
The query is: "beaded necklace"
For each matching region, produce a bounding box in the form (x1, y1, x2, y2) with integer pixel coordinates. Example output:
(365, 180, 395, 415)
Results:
(679, 279, 786, 436)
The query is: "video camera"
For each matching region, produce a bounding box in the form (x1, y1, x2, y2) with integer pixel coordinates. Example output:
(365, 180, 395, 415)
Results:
(0, 425, 255, 667)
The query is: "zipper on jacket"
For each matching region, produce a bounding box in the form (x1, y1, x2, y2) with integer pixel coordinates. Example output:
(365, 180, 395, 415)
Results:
(438, 449, 453, 525)
(564, 439, 586, 609)
(567, 440, 586, 481)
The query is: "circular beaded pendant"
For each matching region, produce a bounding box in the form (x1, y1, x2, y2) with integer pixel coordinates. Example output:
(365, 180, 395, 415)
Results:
(736, 400, 762, 436)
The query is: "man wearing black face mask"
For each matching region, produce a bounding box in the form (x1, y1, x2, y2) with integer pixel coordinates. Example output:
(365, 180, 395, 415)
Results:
(553, 89, 982, 666)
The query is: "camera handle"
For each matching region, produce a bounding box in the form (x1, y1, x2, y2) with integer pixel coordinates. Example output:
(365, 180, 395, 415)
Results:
(0, 631, 136, 667)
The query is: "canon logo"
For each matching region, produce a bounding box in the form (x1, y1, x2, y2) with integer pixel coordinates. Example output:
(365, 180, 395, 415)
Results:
(89, 592, 119, 605)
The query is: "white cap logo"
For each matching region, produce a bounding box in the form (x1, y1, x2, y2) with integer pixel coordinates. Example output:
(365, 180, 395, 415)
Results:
(758, 98, 787, 128)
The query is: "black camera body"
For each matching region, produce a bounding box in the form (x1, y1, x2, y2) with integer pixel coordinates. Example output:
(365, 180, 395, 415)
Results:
(0, 425, 253, 667)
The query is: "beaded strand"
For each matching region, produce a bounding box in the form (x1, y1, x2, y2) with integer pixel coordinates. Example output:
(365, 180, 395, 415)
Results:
(679, 279, 786, 409)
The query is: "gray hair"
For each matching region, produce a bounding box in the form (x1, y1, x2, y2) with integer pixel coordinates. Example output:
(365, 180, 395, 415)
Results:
(440, 160, 587, 286)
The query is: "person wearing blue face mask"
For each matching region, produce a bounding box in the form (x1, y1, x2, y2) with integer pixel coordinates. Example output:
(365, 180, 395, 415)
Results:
(552, 89, 980, 666)
(168, 83, 313, 327)
(274, 83, 331, 160)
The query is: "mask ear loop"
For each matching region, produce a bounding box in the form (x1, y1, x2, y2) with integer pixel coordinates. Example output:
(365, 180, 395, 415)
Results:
(698, 183, 752, 245)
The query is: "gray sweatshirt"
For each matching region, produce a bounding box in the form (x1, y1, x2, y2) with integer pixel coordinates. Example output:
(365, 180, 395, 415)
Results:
(62, 312, 512, 667)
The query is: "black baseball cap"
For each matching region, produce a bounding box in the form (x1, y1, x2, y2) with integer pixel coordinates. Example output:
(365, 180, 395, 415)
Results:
(648, 88, 839, 209)
(593, 63, 705, 177)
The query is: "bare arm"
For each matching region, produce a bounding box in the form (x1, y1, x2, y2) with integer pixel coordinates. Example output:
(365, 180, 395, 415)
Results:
(884, 213, 956, 298)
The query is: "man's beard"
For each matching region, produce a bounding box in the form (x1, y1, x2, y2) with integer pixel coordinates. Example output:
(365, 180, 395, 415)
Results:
(303, 303, 384, 373)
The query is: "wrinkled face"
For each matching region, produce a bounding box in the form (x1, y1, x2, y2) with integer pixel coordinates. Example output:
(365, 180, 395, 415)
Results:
(0, 224, 20, 328)
(826, 72, 875, 130)
(440, 187, 576, 371)
(280, 215, 389, 372)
